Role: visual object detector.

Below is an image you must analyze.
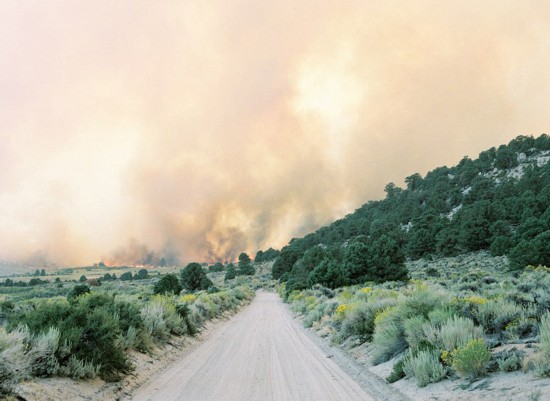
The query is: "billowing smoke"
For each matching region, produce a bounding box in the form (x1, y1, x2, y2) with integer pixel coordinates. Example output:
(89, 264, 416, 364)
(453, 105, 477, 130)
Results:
(1, 1, 550, 266)
(105, 239, 179, 267)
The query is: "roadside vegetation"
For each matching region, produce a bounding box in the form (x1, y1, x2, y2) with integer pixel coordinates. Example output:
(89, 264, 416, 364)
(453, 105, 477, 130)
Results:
(283, 252, 550, 387)
(0, 261, 255, 397)
(267, 135, 550, 391)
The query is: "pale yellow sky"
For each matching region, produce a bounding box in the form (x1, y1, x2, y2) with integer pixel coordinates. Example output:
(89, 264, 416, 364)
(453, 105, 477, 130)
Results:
(1, 1, 549, 265)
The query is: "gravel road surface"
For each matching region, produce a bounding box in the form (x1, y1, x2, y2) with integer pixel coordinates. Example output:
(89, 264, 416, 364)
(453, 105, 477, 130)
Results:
(130, 292, 377, 401)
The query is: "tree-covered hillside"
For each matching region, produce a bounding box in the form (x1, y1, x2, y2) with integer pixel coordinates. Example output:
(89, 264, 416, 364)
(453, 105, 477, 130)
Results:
(270, 134, 550, 292)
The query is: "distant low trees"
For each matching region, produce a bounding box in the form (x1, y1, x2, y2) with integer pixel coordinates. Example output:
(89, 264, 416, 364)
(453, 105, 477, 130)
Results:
(272, 244, 304, 281)
(308, 258, 347, 289)
(33, 269, 46, 276)
(134, 269, 149, 280)
(209, 262, 224, 272)
(282, 236, 407, 292)
(67, 284, 91, 302)
(224, 263, 236, 281)
(180, 263, 213, 291)
(509, 231, 550, 270)
(237, 253, 255, 276)
(254, 248, 280, 263)
(153, 274, 182, 295)
(120, 272, 133, 281)
(28, 278, 48, 286)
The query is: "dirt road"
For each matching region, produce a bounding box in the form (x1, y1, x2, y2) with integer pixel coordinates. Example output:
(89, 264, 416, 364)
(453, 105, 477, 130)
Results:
(130, 292, 376, 401)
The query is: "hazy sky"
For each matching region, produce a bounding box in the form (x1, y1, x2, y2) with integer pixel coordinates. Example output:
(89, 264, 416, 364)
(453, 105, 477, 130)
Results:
(1, 1, 549, 266)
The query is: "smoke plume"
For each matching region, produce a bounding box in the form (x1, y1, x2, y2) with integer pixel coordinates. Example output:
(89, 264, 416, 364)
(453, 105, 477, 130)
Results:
(1, 1, 549, 265)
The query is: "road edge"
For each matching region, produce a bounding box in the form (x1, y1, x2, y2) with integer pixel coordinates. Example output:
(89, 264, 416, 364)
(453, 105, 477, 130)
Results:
(282, 299, 411, 401)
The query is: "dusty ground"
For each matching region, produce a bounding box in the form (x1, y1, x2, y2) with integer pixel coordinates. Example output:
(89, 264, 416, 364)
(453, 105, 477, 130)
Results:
(129, 292, 404, 401)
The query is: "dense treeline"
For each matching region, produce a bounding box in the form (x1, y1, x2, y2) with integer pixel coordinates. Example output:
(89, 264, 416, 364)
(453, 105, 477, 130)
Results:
(254, 247, 281, 263)
(270, 134, 550, 292)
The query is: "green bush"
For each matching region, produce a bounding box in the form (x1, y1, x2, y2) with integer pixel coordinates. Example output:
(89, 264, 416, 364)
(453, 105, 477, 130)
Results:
(531, 353, 550, 377)
(371, 307, 407, 364)
(180, 263, 213, 292)
(153, 274, 182, 295)
(237, 252, 255, 276)
(530, 312, 550, 377)
(496, 350, 522, 372)
(386, 358, 406, 383)
(72, 307, 132, 381)
(504, 317, 538, 341)
(476, 299, 524, 335)
(427, 307, 455, 327)
(400, 288, 448, 319)
(7, 294, 132, 382)
(0, 326, 31, 395)
(340, 302, 371, 341)
(175, 302, 198, 335)
(303, 301, 329, 328)
(404, 316, 428, 350)
(540, 312, 550, 356)
(67, 284, 90, 302)
(120, 271, 133, 281)
(141, 296, 184, 340)
(8, 299, 72, 335)
(424, 316, 484, 352)
(28, 327, 61, 376)
(403, 348, 447, 387)
(0, 281, 254, 388)
(451, 338, 491, 379)
(58, 355, 99, 379)
(194, 294, 220, 319)
(224, 263, 237, 281)
(341, 297, 397, 344)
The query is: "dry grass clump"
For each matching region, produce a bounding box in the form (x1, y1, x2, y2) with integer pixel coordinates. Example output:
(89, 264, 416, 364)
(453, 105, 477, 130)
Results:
(403, 348, 447, 387)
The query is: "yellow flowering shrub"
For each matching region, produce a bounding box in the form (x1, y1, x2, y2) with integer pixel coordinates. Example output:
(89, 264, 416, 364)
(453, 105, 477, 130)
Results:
(464, 295, 487, 305)
(451, 338, 491, 378)
(374, 306, 396, 326)
(441, 350, 452, 366)
(335, 304, 351, 321)
(181, 294, 197, 303)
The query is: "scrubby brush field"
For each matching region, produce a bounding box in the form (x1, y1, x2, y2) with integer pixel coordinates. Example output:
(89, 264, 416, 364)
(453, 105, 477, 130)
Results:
(0, 273, 254, 398)
(283, 252, 550, 400)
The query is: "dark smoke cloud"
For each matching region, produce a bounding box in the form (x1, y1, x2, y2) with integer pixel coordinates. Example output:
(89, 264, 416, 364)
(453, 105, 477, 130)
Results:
(1, 1, 549, 266)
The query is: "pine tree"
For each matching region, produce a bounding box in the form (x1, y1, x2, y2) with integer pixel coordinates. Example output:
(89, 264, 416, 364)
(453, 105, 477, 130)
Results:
(237, 252, 255, 276)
